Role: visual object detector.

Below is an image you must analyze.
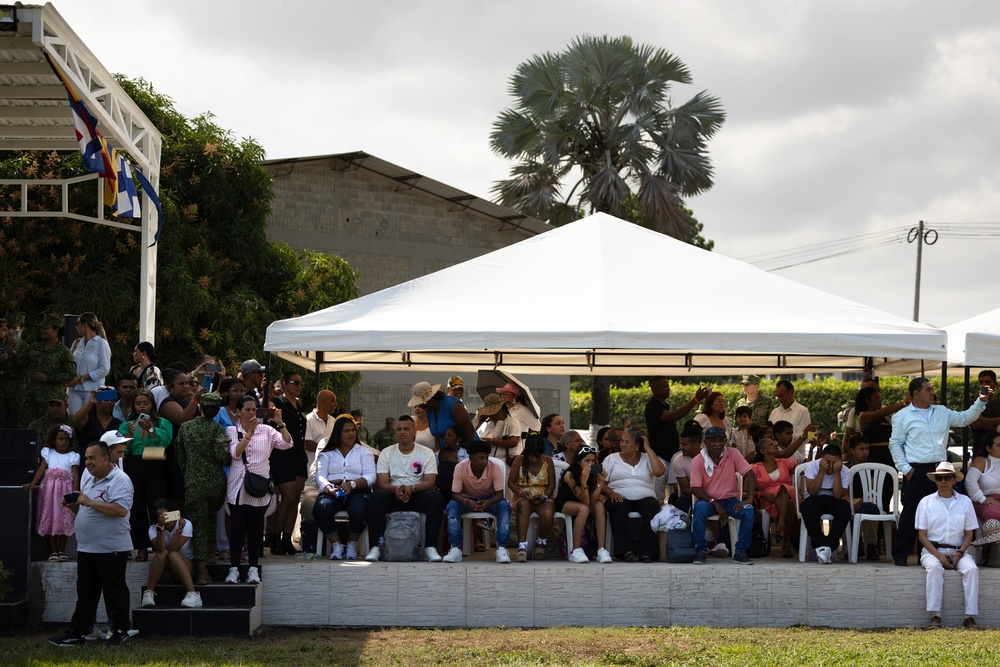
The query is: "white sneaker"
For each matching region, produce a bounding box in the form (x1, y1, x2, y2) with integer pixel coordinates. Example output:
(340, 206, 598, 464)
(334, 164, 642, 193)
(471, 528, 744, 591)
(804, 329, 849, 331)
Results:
(246, 566, 261, 584)
(816, 546, 832, 565)
(329, 542, 345, 560)
(569, 548, 589, 563)
(141, 590, 156, 608)
(84, 626, 109, 641)
(597, 548, 613, 564)
(224, 567, 239, 584)
(442, 546, 463, 563)
(365, 546, 381, 562)
(710, 543, 729, 558)
(425, 546, 442, 562)
(345, 541, 359, 560)
(496, 547, 511, 563)
(180, 591, 203, 608)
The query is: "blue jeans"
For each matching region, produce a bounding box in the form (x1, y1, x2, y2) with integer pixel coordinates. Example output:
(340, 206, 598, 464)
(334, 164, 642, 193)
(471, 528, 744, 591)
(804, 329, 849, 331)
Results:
(692, 498, 755, 555)
(446, 498, 510, 549)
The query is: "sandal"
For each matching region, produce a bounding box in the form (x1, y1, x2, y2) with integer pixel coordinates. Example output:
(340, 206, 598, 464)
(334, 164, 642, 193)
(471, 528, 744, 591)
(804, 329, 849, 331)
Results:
(58, 552, 70, 562)
(48, 552, 59, 562)
(533, 545, 546, 561)
(134, 550, 147, 562)
(782, 543, 794, 558)
(620, 551, 637, 563)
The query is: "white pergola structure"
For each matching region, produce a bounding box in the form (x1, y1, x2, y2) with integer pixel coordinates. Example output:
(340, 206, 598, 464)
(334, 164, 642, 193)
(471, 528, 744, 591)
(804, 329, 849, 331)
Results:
(0, 3, 162, 341)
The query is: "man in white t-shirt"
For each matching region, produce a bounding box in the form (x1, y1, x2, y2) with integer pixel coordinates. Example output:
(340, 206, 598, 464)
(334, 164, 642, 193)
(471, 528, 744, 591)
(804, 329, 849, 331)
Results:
(366, 415, 444, 562)
(800, 444, 852, 564)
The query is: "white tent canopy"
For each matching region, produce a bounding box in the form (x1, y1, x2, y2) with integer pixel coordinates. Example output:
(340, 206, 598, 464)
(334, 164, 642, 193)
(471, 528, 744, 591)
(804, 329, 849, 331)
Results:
(946, 307, 1000, 368)
(265, 213, 945, 376)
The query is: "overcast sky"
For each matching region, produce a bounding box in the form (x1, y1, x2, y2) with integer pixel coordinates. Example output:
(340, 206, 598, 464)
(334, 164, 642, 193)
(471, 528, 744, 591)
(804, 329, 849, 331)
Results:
(61, 0, 1000, 328)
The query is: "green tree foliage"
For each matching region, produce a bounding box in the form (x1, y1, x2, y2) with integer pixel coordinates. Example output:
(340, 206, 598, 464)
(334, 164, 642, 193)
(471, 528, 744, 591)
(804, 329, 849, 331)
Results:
(0, 77, 360, 398)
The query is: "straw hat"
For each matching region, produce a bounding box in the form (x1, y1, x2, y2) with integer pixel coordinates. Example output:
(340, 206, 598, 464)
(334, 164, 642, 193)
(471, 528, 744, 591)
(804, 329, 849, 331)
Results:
(408, 381, 441, 407)
(926, 461, 964, 483)
(478, 393, 506, 418)
(973, 519, 1000, 546)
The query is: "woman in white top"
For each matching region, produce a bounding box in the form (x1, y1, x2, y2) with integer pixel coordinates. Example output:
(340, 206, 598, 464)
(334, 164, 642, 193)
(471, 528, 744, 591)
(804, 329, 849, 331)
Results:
(67, 311, 111, 414)
(694, 392, 732, 441)
(966, 432, 1000, 525)
(413, 405, 436, 450)
(313, 415, 377, 560)
(603, 427, 666, 562)
(477, 393, 521, 464)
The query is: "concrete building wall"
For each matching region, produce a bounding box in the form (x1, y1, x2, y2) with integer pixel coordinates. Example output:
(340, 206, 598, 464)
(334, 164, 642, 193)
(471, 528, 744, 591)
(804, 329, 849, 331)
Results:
(262, 156, 570, 424)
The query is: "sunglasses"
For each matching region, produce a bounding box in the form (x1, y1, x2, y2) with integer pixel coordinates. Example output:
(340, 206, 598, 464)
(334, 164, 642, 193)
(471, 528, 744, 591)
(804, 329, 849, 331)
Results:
(286, 380, 302, 386)
(578, 445, 598, 455)
(934, 475, 955, 482)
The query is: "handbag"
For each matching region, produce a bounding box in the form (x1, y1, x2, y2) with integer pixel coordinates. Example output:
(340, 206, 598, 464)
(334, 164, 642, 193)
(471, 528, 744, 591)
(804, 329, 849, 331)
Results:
(141, 446, 166, 461)
(240, 445, 271, 498)
(665, 528, 697, 563)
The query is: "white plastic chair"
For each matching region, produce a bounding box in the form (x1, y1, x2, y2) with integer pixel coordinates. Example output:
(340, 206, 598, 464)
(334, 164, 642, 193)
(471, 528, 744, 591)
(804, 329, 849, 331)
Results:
(315, 510, 369, 557)
(460, 457, 507, 555)
(794, 465, 853, 562)
(524, 458, 572, 560)
(847, 462, 899, 563)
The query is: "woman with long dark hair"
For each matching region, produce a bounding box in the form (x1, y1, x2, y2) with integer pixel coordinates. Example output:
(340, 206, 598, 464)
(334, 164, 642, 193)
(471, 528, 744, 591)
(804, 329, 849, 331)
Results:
(313, 415, 376, 560)
(130, 341, 163, 389)
(554, 444, 612, 563)
(855, 385, 909, 467)
(224, 395, 291, 584)
(507, 434, 556, 562)
(119, 388, 173, 561)
(540, 413, 566, 457)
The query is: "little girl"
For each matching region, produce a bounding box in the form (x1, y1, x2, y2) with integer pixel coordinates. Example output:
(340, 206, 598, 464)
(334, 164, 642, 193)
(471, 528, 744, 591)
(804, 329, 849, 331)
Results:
(23, 424, 80, 562)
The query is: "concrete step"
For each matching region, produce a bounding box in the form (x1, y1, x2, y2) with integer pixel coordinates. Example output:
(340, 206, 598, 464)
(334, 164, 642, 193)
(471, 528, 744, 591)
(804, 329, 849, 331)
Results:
(131, 606, 259, 637)
(139, 583, 257, 607)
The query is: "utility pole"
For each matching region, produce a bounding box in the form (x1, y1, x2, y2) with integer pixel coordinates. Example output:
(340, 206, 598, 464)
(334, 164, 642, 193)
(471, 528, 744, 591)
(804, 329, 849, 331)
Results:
(908, 220, 938, 321)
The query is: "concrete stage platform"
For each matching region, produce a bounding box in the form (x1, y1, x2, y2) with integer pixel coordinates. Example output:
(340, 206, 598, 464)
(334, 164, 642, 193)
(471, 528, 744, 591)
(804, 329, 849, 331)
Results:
(28, 550, 1000, 630)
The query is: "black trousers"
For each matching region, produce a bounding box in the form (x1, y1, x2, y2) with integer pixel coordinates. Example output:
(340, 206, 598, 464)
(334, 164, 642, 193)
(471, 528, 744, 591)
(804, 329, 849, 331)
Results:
(229, 503, 268, 568)
(605, 496, 661, 559)
(70, 551, 131, 635)
(893, 461, 941, 561)
(800, 494, 852, 550)
(368, 489, 444, 548)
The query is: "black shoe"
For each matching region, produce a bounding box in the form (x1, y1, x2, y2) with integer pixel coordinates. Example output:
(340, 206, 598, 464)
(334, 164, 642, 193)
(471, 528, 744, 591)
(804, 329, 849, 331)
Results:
(106, 629, 130, 646)
(866, 544, 880, 561)
(894, 557, 908, 566)
(48, 632, 85, 647)
(281, 535, 299, 556)
(271, 541, 285, 556)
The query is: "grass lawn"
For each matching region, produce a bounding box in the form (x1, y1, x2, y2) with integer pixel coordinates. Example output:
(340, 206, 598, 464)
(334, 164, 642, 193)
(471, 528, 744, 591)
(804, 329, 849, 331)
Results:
(3, 626, 999, 667)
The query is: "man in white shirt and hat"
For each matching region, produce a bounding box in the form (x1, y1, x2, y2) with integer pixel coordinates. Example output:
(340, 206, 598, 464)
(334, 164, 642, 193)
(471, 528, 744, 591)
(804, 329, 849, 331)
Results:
(915, 461, 979, 629)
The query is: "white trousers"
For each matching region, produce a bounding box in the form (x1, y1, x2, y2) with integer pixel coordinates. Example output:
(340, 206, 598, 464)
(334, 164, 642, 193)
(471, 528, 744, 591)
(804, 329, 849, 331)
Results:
(920, 549, 979, 616)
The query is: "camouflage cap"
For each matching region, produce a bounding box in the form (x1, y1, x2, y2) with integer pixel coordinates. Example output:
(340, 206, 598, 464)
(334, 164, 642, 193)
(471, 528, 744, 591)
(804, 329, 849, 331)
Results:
(38, 313, 63, 330)
(199, 392, 223, 407)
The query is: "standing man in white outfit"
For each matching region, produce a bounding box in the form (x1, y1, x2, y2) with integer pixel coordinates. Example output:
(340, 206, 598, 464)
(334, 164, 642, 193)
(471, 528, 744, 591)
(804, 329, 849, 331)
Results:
(915, 462, 979, 629)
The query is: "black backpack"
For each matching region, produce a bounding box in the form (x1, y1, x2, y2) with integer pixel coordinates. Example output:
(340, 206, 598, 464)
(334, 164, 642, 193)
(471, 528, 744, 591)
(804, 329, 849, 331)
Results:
(748, 512, 771, 558)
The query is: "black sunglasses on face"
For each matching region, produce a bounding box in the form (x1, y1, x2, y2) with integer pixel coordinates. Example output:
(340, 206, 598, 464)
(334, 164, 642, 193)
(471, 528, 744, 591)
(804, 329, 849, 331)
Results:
(935, 475, 955, 482)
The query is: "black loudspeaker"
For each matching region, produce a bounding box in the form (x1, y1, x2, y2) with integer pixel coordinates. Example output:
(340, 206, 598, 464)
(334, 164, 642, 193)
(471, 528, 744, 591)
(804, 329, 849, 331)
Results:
(0, 486, 32, 599)
(63, 314, 78, 348)
(0, 430, 38, 486)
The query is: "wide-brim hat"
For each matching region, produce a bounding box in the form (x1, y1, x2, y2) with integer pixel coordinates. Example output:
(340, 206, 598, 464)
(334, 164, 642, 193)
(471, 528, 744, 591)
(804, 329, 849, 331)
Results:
(478, 393, 506, 417)
(496, 381, 522, 397)
(973, 519, 1000, 546)
(408, 382, 441, 407)
(927, 461, 964, 483)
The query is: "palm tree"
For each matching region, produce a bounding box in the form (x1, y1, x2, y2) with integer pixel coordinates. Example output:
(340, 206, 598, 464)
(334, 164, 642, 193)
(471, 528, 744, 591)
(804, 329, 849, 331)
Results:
(490, 34, 725, 237)
(490, 35, 725, 427)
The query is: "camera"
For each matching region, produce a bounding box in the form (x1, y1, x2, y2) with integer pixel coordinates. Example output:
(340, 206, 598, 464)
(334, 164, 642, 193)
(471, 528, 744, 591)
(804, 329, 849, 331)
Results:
(256, 407, 275, 420)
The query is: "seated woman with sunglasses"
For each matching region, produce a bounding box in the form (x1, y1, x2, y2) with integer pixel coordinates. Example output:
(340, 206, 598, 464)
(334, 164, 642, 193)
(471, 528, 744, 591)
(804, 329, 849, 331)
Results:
(553, 444, 612, 563)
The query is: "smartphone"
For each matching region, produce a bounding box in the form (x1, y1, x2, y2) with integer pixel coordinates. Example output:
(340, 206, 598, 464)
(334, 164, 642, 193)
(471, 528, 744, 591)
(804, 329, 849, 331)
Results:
(138, 413, 150, 423)
(163, 510, 181, 523)
(63, 492, 79, 504)
(256, 407, 275, 420)
(205, 363, 223, 374)
(96, 388, 119, 402)
(202, 374, 213, 391)
(590, 463, 603, 476)
(807, 430, 817, 442)
(981, 385, 990, 397)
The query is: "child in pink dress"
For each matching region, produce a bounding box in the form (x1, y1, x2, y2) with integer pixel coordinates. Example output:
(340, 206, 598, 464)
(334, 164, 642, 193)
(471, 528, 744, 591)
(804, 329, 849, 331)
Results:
(23, 425, 80, 561)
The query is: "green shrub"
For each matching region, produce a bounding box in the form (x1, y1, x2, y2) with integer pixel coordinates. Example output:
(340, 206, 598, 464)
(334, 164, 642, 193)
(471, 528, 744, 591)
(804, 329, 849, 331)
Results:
(0, 560, 11, 602)
(570, 376, 976, 444)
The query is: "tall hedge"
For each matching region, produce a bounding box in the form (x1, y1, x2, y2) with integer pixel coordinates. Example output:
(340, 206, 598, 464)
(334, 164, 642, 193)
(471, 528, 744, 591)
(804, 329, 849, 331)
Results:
(570, 376, 975, 441)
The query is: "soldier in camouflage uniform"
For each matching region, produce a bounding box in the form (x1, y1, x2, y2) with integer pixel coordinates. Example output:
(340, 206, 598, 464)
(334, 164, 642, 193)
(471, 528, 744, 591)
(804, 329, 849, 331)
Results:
(173, 392, 231, 584)
(17, 314, 76, 428)
(732, 374, 777, 426)
(27, 397, 73, 437)
(372, 417, 397, 451)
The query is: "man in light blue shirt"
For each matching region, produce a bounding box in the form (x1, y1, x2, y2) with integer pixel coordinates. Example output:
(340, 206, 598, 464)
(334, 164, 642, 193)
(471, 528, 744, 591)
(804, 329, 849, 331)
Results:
(889, 377, 990, 566)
